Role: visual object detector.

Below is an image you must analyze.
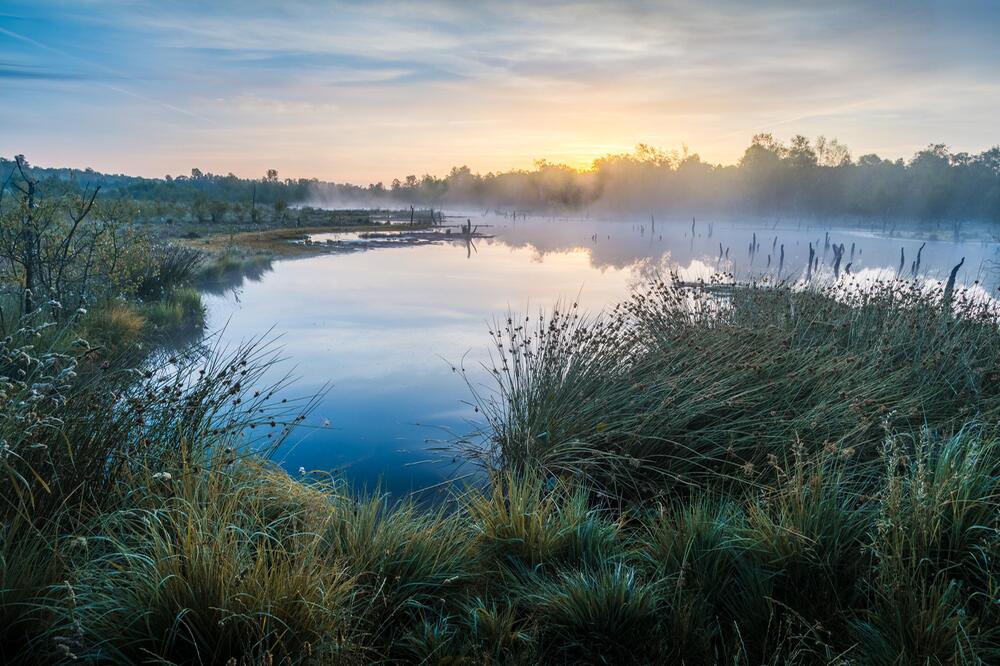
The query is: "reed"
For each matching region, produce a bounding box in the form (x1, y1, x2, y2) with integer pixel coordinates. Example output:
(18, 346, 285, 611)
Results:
(469, 276, 1000, 499)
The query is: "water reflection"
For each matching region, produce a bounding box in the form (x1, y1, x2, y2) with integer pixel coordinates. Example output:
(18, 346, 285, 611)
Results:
(203, 215, 1000, 496)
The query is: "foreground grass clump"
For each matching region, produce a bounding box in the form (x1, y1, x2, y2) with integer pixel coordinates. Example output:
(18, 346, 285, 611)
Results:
(469, 276, 1000, 497)
(79, 301, 148, 351)
(64, 466, 358, 664)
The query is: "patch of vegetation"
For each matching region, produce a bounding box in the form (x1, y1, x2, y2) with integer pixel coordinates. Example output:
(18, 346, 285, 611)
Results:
(4, 430, 999, 663)
(467, 277, 1000, 498)
(0, 156, 207, 349)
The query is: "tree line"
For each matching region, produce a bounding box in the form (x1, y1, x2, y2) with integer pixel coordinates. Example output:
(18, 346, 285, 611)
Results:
(5, 134, 1000, 222)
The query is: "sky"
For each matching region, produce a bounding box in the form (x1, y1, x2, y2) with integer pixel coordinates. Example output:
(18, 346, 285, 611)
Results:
(2, 0, 999, 183)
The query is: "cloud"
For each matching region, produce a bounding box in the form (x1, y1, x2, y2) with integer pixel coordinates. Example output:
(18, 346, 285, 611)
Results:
(0, 62, 84, 80)
(2, 0, 999, 180)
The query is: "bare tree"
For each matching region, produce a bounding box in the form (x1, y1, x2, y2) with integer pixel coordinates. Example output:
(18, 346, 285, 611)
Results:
(0, 156, 143, 321)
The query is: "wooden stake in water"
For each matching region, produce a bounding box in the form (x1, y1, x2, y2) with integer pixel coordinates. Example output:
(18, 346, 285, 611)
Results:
(912, 242, 926, 277)
(943, 257, 965, 306)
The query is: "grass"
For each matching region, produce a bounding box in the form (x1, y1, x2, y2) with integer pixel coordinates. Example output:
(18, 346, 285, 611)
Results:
(63, 464, 357, 664)
(5, 427, 991, 664)
(2, 430, 999, 663)
(77, 289, 206, 359)
(143, 286, 206, 331)
(1, 275, 1000, 663)
(79, 301, 148, 352)
(465, 276, 1000, 498)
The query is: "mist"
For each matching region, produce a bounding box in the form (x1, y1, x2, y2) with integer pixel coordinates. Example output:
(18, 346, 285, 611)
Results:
(299, 135, 1000, 226)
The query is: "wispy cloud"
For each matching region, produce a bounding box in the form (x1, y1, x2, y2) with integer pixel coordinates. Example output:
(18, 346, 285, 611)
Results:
(1, 0, 998, 180)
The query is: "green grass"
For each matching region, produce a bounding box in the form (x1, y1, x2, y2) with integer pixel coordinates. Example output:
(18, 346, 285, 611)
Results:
(142, 286, 206, 330)
(63, 465, 358, 664)
(2, 276, 1000, 663)
(2, 431, 999, 663)
(466, 277, 1000, 498)
(3, 427, 988, 664)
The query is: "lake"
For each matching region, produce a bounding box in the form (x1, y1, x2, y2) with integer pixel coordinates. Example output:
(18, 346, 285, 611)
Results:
(203, 214, 1000, 496)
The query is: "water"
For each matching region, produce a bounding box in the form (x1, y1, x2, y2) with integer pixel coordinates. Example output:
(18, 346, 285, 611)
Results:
(203, 214, 1000, 495)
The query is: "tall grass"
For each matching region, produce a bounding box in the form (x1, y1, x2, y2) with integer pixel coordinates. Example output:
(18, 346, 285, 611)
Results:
(143, 286, 206, 333)
(2, 276, 1000, 663)
(1, 324, 305, 523)
(133, 244, 204, 302)
(2, 432, 998, 663)
(61, 464, 357, 664)
(468, 276, 1000, 498)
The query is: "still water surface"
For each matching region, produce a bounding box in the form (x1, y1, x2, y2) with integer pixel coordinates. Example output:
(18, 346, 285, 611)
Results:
(203, 214, 1000, 495)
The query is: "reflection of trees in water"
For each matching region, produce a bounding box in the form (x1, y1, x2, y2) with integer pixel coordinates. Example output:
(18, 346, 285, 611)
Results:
(196, 256, 274, 296)
(147, 318, 209, 355)
(483, 217, 1000, 290)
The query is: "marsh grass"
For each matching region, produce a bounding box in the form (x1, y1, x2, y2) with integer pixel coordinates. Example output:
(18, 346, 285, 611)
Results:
(143, 286, 206, 332)
(465, 472, 623, 572)
(1, 430, 998, 663)
(0, 513, 67, 661)
(3, 276, 1000, 663)
(525, 562, 660, 663)
(133, 244, 204, 302)
(318, 486, 478, 657)
(80, 301, 148, 351)
(468, 276, 1000, 498)
(61, 464, 357, 665)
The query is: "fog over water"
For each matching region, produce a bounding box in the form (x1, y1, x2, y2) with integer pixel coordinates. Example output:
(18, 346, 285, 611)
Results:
(203, 214, 1000, 496)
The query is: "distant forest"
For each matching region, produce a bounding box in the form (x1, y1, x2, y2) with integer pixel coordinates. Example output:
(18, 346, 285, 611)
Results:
(5, 135, 1000, 222)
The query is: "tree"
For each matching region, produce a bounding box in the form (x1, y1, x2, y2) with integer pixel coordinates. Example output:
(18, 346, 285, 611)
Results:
(815, 136, 852, 167)
(208, 199, 228, 224)
(273, 199, 288, 221)
(0, 156, 146, 319)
